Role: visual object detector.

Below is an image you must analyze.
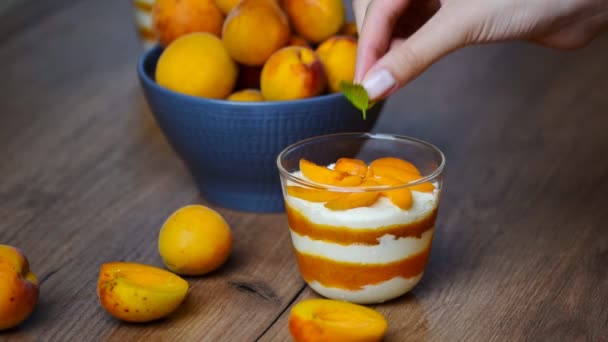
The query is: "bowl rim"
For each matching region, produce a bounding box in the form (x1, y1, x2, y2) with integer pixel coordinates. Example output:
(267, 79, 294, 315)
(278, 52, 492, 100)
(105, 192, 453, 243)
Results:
(276, 132, 446, 192)
(137, 45, 352, 107)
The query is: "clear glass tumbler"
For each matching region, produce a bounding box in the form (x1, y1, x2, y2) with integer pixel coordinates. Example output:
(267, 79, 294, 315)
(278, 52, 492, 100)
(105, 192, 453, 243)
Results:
(277, 133, 445, 304)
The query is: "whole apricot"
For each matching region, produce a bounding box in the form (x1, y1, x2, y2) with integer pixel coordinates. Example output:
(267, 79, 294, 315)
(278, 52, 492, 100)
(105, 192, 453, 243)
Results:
(227, 89, 265, 101)
(316, 36, 357, 93)
(156, 33, 237, 99)
(284, 0, 345, 43)
(222, 0, 290, 66)
(0, 245, 38, 330)
(261, 46, 326, 101)
(159, 205, 232, 276)
(97, 262, 188, 322)
(289, 299, 388, 342)
(153, 0, 224, 46)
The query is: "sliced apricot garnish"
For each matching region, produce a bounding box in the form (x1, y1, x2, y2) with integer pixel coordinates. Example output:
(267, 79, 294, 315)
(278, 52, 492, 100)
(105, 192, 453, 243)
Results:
(337, 175, 362, 186)
(324, 191, 380, 210)
(286, 186, 342, 202)
(374, 174, 435, 193)
(334, 158, 368, 177)
(382, 188, 413, 210)
(289, 299, 388, 342)
(370, 157, 421, 175)
(300, 159, 345, 185)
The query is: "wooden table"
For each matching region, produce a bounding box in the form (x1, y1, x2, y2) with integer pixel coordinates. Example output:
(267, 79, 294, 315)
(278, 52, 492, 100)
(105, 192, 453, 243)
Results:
(1, 1, 607, 341)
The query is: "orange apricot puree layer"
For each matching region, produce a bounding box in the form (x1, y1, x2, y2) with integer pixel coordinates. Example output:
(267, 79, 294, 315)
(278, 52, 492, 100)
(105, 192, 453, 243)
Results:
(294, 245, 431, 291)
(285, 204, 437, 246)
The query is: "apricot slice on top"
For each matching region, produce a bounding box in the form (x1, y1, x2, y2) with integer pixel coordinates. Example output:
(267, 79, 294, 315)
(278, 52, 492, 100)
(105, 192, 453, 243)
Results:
(300, 159, 345, 185)
(286, 186, 342, 202)
(289, 299, 388, 342)
(334, 158, 368, 177)
(369, 157, 421, 175)
(97, 262, 188, 323)
(374, 175, 435, 193)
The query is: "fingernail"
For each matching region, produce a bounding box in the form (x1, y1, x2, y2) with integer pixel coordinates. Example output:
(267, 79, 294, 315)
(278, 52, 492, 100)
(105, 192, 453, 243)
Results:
(362, 69, 396, 99)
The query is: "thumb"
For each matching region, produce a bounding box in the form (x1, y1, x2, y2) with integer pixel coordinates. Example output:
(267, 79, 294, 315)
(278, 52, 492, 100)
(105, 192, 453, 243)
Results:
(361, 7, 473, 100)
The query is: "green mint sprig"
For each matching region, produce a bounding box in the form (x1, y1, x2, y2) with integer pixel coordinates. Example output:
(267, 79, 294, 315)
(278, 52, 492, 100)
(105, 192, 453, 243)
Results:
(339, 81, 376, 120)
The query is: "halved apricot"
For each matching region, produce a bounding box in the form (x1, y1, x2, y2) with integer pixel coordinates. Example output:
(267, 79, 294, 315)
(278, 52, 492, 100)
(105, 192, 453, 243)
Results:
(97, 262, 189, 322)
(300, 159, 346, 185)
(286, 186, 342, 202)
(289, 299, 388, 342)
(334, 158, 367, 177)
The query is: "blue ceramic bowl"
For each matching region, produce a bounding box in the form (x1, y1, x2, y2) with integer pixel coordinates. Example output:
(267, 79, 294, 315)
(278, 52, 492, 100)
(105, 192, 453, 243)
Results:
(137, 46, 383, 212)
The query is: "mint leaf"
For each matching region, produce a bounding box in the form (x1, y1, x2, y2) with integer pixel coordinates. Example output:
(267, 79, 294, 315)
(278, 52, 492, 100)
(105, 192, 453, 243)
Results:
(339, 81, 376, 120)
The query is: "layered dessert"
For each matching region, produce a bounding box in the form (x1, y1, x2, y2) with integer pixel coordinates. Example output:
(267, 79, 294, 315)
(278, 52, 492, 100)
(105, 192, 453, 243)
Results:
(283, 157, 439, 304)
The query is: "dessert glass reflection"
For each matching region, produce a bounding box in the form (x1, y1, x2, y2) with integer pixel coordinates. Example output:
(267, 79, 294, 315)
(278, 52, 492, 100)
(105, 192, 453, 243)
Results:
(277, 133, 445, 304)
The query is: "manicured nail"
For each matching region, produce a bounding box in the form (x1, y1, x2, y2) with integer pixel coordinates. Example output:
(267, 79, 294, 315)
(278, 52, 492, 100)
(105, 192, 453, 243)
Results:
(362, 69, 396, 99)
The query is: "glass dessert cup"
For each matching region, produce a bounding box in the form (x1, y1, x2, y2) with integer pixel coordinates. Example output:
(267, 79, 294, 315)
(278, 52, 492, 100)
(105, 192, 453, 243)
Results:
(277, 133, 445, 304)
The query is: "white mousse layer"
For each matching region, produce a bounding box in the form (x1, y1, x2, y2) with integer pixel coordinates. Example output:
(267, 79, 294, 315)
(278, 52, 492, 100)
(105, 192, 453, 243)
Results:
(308, 275, 424, 304)
(290, 228, 434, 264)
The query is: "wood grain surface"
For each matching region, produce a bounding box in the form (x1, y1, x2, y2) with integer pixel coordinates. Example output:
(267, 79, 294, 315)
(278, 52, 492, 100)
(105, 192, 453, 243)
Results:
(0, 1, 607, 341)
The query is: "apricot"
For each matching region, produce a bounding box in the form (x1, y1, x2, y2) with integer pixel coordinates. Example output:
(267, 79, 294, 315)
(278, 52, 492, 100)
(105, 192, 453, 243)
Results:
(369, 157, 421, 176)
(340, 21, 358, 37)
(378, 178, 414, 210)
(0, 245, 38, 330)
(284, 0, 345, 43)
(153, 0, 224, 46)
(286, 186, 342, 202)
(374, 175, 436, 193)
(316, 36, 358, 93)
(156, 33, 237, 99)
(288, 35, 311, 47)
(300, 159, 344, 185)
(261, 46, 326, 101)
(324, 191, 380, 210)
(334, 158, 367, 177)
(97, 262, 188, 323)
(213, 0, 240, 14)
(289, 299, 388, 342)
(227, 89, 264, 101)
(159, 205, 232, 276)
(222, 0, 290, 66)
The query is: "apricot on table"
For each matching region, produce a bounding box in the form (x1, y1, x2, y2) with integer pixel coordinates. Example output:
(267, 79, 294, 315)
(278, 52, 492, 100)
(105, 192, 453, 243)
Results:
(227, 89, 264, 102)
(284, 0, 345, 43)
(0, 245, 38, 330)
(156, 33, 237, 99)
(159, 205, 232, 276)
(222, 0, 290, 66)
(289, 299, 388, 342)
(261, 46, 326, 101)
(97, 262, 188, 323)
(153, 0, 224, 46)
(316, 36, 358, 93)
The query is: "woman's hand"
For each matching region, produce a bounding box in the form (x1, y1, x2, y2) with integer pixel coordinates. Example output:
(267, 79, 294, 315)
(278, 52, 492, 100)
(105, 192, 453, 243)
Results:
(353, 0, 608, 100)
